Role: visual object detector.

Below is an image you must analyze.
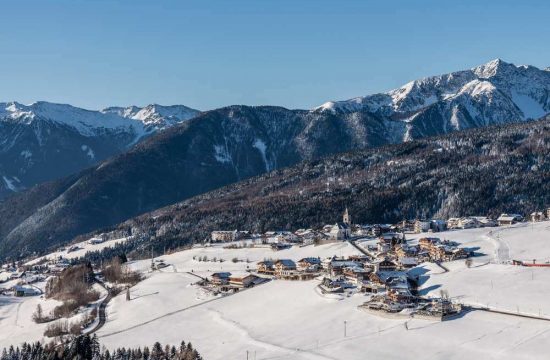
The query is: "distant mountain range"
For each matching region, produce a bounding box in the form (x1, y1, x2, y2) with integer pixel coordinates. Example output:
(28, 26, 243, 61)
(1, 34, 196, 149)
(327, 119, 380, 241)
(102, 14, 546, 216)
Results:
(315, 59, 549, 139)
(0, 102, 199, 198)
(0, 59, 548, 260)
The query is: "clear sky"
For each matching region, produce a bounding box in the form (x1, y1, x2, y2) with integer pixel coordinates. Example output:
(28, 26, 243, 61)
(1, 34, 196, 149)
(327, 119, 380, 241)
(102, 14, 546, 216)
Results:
(0, 0, 548, 111)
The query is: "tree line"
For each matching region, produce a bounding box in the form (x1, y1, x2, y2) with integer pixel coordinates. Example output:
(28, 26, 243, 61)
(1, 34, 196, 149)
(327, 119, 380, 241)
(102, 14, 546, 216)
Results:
(0, 334, 203, 360)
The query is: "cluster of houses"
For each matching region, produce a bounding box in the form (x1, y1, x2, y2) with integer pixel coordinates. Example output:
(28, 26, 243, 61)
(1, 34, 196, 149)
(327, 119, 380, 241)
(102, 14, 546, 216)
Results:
(0, 257, 73, 297)
(211, 207, 550, 251)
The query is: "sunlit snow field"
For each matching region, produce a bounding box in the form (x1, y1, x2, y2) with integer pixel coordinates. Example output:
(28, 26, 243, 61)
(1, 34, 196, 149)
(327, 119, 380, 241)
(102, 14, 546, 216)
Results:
(2, 222, 550, 359)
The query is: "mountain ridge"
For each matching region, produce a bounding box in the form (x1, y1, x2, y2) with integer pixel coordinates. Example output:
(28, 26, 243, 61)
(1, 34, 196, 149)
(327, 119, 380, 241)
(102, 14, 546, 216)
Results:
(0, 59, 548, 260)
(315, 59, 549, 132)
(0, 101, 200, 197)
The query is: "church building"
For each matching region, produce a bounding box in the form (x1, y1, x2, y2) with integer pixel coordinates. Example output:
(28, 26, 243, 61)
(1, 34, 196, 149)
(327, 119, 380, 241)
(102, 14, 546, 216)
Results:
(328, 208, 352, 240)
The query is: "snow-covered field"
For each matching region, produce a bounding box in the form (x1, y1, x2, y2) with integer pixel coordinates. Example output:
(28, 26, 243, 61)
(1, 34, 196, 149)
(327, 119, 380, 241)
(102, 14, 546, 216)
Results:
(3, 222, 550, 359)
(25, 236, 129, 265)
(0, 281, 107, 349)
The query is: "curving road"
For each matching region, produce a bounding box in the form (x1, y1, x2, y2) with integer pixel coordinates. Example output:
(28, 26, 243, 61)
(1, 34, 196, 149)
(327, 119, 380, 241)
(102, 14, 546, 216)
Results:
(86, 278, 113, 335)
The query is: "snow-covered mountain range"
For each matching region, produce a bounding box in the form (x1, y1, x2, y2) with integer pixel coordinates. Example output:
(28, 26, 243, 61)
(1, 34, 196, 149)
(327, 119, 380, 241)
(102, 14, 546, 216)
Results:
(0, 101, 199, 197)
(315, 59, 549, 140)
(0, 58, 548, 254)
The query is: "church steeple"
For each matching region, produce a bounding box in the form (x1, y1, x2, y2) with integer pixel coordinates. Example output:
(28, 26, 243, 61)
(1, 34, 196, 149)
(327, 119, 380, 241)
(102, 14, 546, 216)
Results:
(343, 207, 351, 225)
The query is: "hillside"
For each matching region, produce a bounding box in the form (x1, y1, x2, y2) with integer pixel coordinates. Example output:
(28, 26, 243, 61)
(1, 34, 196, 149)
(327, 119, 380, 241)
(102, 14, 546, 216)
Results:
(85, 117, 549, 259)
(0, 59, 548, 260)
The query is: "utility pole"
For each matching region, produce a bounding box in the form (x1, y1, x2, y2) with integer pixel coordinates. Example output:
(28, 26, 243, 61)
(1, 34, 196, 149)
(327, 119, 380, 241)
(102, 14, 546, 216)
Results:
(344, 320, 347, 337)
(150, 245, 154, 271)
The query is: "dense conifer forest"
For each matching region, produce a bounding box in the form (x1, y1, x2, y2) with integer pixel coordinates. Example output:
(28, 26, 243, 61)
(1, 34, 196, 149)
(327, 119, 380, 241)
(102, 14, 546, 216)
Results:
(0, 334, 202, 360)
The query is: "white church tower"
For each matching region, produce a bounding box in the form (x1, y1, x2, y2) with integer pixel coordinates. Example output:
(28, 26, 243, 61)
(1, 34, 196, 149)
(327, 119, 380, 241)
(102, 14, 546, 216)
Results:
(343, 207, 351, 226)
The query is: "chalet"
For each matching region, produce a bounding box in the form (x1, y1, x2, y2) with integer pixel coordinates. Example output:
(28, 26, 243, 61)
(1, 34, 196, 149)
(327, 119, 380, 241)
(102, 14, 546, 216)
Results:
(531, 211, 545, 222)
(320, 277, 344, 293)
(342, 266, 370, 285)
(229, 272, 258, 288)
(471, 216, 498, 227)
(497, 213, 523, 226)
(372, 258, 397, 272)
(294, 229, 326, 244)
(457, 217, 480, 229)
(210, 272, 231, 285)
(362, 272, 386, 293)
(387, 288, 415, 303)
(398, 257, 418, 268)
(329, 260, 360, 277)
(256, 260, 275, 274)
(297, 257, 321, 272)
(397, 220, 415, 232)
(429, 244, 468, 261)
(274, 259, 296, 276)
(395, 244, 418, 259)
(419, 237, 440, 250)
(276, 231, 300, 243)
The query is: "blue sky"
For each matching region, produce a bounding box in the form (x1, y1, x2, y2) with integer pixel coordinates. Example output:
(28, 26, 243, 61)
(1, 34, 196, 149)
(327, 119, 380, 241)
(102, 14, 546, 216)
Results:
(0, 0, 548, 111)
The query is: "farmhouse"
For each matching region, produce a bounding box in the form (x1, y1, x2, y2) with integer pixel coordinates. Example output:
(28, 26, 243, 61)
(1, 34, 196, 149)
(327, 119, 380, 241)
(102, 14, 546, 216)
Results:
(228, 272, 258, 288)
(398, 257, 418, 268)
(497, 213, 523, 226)
(419, 237, 440, 250)
(329, 260, 360, 277)
(372, 258, 397, 272)
(297, 257, 321, 272)
(342, 266, 370, 285)
(274, 259, 296, 275)
(256, 260, 275, 274)
(210, 272, 231, 285)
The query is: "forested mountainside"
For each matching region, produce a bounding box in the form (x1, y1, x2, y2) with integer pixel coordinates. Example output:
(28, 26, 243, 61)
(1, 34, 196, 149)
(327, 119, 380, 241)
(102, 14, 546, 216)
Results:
(0, 59, 547, 261)
(0, 102, 199, 198)
(72, 117, 550, 261)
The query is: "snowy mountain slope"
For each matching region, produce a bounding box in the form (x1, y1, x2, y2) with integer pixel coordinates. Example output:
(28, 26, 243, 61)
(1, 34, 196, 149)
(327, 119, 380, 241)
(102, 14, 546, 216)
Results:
(0, 59, 548, 259)
(101, 104, 199, 131)
(315, 59, 550, 138)
(0, 101, 199, 198)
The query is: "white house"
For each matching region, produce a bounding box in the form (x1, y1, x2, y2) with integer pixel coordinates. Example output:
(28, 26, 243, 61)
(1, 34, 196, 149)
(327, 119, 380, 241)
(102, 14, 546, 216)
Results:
(414, 220, 430, 233)
(328, 223, 351, 240)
